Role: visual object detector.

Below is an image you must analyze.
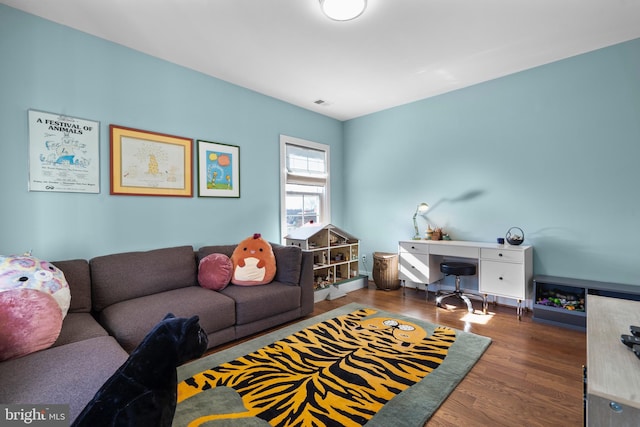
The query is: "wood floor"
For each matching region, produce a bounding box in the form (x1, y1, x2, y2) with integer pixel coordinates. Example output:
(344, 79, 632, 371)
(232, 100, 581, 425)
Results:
(312, 283, 586, 427)
(209, 282, 586, 426)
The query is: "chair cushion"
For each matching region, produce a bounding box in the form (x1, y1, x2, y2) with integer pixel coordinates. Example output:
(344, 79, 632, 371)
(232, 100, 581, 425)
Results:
(440, 262, 476, 276)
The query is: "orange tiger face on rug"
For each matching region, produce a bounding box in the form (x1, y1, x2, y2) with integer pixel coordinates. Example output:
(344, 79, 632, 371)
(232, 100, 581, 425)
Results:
(355, 316, 428, 345)
(176, 308, 456, 426)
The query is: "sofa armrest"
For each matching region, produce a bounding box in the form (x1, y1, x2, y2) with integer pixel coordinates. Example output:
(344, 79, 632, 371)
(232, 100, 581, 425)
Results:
(298, 250, 314, 316)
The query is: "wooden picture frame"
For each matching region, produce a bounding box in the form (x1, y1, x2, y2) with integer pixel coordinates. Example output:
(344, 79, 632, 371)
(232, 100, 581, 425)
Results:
(110, 125, 193, 197)
(197, 140, 240, 198)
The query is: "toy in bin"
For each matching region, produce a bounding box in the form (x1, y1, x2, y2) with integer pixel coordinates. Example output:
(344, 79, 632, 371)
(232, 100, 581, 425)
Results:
(620, 325, 640, 360)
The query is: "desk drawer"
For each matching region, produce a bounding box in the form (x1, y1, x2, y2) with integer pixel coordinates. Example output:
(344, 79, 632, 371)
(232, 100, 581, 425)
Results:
(481, 248, 523, 263)
(399, 242, 429, 255)
(479, 260, 525, 299)
(429, 244, 479, 258)
(399, 252, 431, 283)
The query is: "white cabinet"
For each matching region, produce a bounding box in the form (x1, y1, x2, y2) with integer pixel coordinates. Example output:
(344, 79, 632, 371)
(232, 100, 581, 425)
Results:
(479, 246, 532, 301)
(479, 260, 527, 299)
(398, 240, 533, 319)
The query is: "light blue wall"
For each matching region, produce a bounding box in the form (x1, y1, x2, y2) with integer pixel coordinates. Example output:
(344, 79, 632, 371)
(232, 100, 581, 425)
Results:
(0, 5, 344, 260)
(3, 5, 640, 287)
(344, 38, 640, 285)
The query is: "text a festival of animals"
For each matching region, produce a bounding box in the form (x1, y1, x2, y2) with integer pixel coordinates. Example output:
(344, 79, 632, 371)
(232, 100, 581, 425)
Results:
(34, 117, 94, 135)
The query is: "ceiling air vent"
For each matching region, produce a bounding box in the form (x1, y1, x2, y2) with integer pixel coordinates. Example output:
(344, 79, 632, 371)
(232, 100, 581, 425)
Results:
(313, 99, 332, 106)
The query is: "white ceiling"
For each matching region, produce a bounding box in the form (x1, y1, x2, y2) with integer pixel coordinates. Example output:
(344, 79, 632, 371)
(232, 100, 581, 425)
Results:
(3, 0, 640, 120)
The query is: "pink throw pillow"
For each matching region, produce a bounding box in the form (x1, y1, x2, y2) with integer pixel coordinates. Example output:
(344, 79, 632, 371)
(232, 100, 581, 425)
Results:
(198, 253, 233, 291)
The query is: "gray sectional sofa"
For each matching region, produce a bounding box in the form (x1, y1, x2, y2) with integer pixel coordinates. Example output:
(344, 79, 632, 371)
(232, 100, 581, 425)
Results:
(0, 243, 313, 423)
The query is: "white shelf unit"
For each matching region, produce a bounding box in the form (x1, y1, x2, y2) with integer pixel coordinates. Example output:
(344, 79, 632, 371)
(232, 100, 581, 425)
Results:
(285, 224, 360, 291)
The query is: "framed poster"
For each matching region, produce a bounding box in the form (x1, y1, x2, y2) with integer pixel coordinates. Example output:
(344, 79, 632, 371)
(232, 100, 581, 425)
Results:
(110, 125, 193, 197)
(28, 110, 100, 193)
(197, 140, 240, 198)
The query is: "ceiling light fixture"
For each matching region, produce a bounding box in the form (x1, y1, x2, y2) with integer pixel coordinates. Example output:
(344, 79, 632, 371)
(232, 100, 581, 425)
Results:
(319, 0, 367, 21)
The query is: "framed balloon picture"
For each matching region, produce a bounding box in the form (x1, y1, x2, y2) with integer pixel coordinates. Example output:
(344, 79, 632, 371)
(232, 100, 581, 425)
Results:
(197, 140, 240, 198)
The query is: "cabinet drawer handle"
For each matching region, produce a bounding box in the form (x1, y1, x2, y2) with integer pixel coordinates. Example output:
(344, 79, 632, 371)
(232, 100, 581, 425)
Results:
(499, 276, 504, 280)
(609, 402, 622, 414)
(609, 402, 623, 413)
(498, 253, 503, 257)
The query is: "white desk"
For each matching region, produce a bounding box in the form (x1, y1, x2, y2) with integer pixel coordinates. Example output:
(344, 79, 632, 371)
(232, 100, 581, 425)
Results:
(398, 240, 533, 319)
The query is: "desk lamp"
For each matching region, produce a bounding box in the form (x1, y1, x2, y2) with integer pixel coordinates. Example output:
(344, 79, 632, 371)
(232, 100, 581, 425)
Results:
(412, 203, 429, 239)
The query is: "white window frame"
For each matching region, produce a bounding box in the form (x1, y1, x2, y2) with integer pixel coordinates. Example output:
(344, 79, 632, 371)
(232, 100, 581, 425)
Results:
(280, 135, 330, 243)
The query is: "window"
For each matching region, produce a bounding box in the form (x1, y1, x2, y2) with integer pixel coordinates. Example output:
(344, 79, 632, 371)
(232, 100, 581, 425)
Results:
(280, 135, 330, 241)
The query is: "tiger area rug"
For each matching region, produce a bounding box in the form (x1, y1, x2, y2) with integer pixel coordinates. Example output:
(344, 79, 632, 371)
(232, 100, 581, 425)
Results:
(172, 303, 491, 427)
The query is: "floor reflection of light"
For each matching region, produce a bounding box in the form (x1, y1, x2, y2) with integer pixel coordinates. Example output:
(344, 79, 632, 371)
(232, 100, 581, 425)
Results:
(435, 303, 495, 331)
(460, 311, 494, 325)
(459, 311, 494, 332)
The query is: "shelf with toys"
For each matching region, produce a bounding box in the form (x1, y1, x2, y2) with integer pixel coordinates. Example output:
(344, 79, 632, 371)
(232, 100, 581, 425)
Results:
(533, 275, 640, 331)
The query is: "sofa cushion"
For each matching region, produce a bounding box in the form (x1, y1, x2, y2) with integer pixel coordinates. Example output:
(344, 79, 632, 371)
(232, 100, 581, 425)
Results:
(198, 253, 233, 291)
(52, 259, 92, 313)
(198, 245, 235, 262)
(90, 246, 197, 312)
(272, 245, 303, 285)
(220, 282, 301, 325)
(53, 312, 109, 347)
(0, 335, 128, 424)
(98, 286, 236, 353)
